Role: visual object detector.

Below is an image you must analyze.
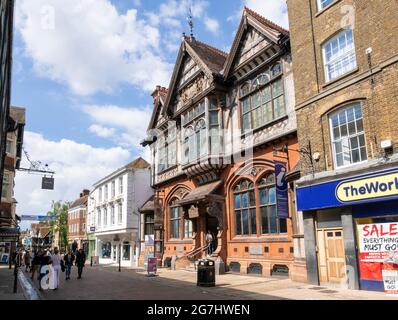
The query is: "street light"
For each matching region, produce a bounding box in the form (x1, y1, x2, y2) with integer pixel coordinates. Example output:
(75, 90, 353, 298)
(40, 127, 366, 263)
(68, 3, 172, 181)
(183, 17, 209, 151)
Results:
(113, 234, 121, 272)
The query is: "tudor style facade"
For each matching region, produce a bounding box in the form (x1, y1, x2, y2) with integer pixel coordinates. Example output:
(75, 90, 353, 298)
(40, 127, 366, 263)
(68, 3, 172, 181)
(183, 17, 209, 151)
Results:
(142, 8, 305, 280)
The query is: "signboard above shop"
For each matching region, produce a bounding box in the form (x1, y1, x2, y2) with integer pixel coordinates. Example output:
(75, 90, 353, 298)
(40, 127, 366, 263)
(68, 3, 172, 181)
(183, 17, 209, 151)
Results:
(297, 168, 398, 211)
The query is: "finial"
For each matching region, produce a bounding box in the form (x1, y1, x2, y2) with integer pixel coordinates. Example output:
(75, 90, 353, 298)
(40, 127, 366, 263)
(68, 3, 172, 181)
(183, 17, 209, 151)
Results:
(188, 7, 194, 38)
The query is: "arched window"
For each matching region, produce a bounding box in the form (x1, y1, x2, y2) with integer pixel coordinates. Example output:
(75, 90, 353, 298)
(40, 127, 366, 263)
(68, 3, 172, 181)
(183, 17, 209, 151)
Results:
(169, 198, 181, 239)
(271, 63, 282, 78)
(252, 72, 270, 89)
(233, 179, 257, 236)
(240, 82, 251, 97)
(258, 174, 287, 234)
(195, 119, 207, 158)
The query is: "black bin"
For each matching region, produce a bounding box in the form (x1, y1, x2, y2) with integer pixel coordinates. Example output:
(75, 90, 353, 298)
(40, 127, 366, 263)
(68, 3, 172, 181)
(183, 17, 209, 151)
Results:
(197, 259, 215, 287)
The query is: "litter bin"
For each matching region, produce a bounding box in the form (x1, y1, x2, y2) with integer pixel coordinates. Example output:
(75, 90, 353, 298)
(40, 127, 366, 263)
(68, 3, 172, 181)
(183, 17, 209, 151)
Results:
(197, 259, 215, 287)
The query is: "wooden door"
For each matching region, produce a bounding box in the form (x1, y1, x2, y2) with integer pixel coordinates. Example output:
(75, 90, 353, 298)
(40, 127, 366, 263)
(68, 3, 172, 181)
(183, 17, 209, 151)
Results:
(325, 229, 346, 283)
(317, 228, 346, 284)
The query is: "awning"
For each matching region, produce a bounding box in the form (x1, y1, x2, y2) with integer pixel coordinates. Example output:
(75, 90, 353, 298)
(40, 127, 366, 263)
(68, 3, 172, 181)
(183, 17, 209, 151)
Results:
(139, 195, 155, 213)
(177, 181, 223, 206)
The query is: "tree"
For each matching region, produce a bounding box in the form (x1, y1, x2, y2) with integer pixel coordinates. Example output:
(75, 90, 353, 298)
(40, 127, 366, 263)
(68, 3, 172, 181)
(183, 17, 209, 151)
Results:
(47, 201, 70, 251)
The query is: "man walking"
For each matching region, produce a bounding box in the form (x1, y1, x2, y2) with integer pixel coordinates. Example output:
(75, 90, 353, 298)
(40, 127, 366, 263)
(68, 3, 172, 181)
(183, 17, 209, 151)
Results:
(75, 248, 86, 279)
(63, 250, 75, 280)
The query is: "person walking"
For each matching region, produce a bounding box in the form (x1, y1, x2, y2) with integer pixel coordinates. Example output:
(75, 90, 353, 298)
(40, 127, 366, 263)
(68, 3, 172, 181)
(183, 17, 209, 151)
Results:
(206, 230, 214, 256)
(71, 241, 78, 255)
(63, 250, 75, 280)
(24, 249, 31, 272)
(31, 250, 40, 280)
(50, 248, 61, 289)
(75, 248, 86, 279)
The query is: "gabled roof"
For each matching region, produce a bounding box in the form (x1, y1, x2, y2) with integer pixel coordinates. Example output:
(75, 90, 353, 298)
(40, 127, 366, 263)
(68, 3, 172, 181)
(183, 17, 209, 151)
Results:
(69, 195, 88, 210)
(148, 87, 168, 130)
(162, 37, 227, 117)
(223, 7, 289, 79)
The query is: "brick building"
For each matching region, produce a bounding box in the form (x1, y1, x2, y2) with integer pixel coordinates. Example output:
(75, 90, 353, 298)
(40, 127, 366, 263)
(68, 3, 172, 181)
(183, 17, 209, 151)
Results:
(287, 0, 398, 291)
(141, 8, 305, 280)
(68, 190, 89, 252)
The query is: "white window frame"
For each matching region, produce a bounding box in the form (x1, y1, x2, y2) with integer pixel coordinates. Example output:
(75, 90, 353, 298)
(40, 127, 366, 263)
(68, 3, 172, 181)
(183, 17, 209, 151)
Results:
(329, 103, 367, 169)
(322, 28, 357, 82)
(317, 0, 334, 11)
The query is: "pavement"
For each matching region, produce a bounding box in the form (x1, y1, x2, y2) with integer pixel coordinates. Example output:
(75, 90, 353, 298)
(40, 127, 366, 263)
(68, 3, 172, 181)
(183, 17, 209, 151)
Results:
(12, 264, 398, 300)
(0, 265, 24, 300)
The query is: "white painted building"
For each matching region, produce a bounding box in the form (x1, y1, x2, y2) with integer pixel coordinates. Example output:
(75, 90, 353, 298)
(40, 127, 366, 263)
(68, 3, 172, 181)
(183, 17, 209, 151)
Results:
(87, 157, 152, 267)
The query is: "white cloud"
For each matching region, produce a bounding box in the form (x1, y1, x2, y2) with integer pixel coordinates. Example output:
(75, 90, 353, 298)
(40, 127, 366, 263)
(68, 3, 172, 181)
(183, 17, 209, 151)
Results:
(228, 0, 289, 30)
(83, 104, 152, 148)
(15, 131, 132, 229)
(88, 124, 116, 138)
(204, 16, 220, 35)
(15, 0, 173, 95)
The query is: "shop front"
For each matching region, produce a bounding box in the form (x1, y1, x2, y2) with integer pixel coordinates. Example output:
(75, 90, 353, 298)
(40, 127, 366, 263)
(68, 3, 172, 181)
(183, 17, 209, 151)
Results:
(297, 166, 398, 292)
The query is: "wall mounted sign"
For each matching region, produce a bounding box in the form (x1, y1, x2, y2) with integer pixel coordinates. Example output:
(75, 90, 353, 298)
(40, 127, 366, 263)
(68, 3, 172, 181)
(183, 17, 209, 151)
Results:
(274, 161, 289, 219)
(297, 167, 398, 211)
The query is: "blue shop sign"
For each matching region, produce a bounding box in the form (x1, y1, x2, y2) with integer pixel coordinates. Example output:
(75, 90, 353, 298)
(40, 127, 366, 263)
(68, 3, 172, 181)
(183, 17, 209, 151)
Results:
(297, 167, 398, 211)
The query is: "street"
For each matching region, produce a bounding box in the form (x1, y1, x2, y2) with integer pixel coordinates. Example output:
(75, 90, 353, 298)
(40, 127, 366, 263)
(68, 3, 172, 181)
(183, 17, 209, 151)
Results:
(20, 265, 398, 300)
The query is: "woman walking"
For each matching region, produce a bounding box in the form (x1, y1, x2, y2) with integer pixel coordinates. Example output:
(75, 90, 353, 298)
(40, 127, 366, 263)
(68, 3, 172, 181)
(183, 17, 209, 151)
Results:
(63, 250, 75, 280)
(50, 248, 62, 289)
(24, 249, 31, 272)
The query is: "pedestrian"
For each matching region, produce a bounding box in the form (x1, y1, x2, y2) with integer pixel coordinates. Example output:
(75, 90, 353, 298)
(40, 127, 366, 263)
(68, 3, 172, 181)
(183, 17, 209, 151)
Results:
(71, 241, 78, 255)
(50, 248, 61, 290)
(63, 250, 75, 280)
(206, 230, 214, 255)
(31, 250, 40, 280)
(39, 250, 51, 291)
(24, 249, 31, 272)
(75, 248, 86, 279)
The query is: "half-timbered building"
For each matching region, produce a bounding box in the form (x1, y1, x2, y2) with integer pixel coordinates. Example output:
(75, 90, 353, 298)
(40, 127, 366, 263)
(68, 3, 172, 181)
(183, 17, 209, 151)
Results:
(141, 7, 305, 281)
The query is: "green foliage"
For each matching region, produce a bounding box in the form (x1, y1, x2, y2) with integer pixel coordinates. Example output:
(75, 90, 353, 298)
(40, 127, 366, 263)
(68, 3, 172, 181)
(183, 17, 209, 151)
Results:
(47, 200, 70, 250)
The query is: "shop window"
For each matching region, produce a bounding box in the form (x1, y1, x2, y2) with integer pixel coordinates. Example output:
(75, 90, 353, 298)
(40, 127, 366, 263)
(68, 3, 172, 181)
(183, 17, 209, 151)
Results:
(329, 103, 367, 168)
(102, 242, 111, 258)
(234, 179, 257, 236)
(123, 244, 130, 261)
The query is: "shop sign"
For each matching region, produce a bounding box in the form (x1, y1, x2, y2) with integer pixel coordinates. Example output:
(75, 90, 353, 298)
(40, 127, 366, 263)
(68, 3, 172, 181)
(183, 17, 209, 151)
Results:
(336, 171, 398, 203)
(358, 222, 398, 262)
(297, 168, 398, 211)
(274, 161, 289, 219)
(382, 269, 398, 296)
(147, 257, 157, 274)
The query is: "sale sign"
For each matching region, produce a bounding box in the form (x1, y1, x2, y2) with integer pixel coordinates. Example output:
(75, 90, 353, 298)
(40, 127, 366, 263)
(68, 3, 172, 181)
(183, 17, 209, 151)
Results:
(358, 222, 398, 262)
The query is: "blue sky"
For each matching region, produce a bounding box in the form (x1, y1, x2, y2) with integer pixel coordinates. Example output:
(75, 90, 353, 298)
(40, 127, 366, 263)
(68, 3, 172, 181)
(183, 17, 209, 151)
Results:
(12, 0, 288, 229)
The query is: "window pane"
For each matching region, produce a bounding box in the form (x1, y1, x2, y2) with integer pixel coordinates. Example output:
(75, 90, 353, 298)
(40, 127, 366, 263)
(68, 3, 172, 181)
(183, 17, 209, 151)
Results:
(253, 92, 261, 107)
(242, 98, 250, 114)
(358, 134, 365, 147)
(356, 119, 363, 132)
(279, 218, 287, 233)
(235, 211, 242, 235)
(243, 113, 251, 131)
(350, 136, 359, 149)
(336, 153, 344, 167)
(241, 192, 248, 208)
(250, 209, 257, 235)
(340, 124, 348, 137)
(261, 207, 269, 234)
(274, 95, 285, 118)
(351, 148, 360, 163)
(334, 141, 342, 154)
(265, 101, 273, 123)
(249, 191, 255, 207)
(259, 188, 267, 205)
(348, 121, 356, 135)
(360, 147, 367, 161)
(272, 80, 283, 97)
(333, 126, 340, 140)
(269, 187, 276, 204)
(262, 86, 272, 103)
(235, 194, 241, 209)
(269, 206, 278, 234)
(242, 210, 249, 235)
(210, 111, 218, 126)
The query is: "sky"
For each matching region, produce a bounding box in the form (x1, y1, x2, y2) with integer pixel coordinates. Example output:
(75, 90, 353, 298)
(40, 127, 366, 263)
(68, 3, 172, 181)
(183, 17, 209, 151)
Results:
(11, 0, 289, 230)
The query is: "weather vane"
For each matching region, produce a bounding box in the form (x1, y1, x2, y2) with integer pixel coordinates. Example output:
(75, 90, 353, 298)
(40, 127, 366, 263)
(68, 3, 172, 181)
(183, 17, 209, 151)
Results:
(188, 7, 194, 37)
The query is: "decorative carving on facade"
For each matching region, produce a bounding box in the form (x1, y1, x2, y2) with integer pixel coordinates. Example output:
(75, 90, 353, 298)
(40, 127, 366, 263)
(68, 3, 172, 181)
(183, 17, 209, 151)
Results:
(206, 201, 224, 230)
(155, 166, 182, 184)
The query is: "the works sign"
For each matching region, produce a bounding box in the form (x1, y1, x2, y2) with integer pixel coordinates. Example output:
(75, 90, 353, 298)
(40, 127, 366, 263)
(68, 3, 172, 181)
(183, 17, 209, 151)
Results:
(297, 168, 398, 211)
(336, 171, 398, 203)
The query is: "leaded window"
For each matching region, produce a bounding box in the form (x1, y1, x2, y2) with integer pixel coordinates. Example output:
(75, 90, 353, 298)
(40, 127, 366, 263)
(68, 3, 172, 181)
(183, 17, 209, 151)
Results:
(234, 180, 257, 236)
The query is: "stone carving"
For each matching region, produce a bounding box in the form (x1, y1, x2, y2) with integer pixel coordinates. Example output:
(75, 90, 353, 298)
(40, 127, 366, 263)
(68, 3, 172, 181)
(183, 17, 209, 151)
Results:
(206, 202, 224, 231)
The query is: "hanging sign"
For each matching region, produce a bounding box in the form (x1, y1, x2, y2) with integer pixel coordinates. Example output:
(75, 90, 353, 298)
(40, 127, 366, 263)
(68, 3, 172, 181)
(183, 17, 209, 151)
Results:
(274, 161, 289, 219)
(42, 177, 55, 190)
